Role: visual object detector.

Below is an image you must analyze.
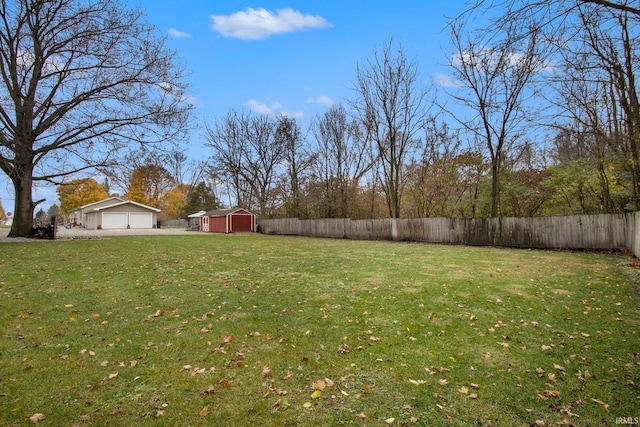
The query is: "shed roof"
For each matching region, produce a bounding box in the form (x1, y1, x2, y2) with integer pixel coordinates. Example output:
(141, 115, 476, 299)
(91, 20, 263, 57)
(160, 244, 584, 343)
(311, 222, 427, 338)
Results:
(188, 210, 208, 218)
(205, 208, 254, 217)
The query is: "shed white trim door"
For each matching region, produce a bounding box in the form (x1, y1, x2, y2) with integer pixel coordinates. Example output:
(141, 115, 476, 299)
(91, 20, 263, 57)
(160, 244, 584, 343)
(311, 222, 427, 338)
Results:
(129, 212, 153, 228)
(102, 212, 128, 229)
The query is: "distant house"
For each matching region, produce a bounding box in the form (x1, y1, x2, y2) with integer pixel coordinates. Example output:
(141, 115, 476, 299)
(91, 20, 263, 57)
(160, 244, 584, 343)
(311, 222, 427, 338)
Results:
(200, 208, 255, 233)
(71, 197, 161, 229)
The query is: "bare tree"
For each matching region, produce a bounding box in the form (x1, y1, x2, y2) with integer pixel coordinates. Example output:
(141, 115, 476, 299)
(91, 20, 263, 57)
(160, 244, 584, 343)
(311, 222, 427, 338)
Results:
(446, 15, 547, 217)
(0, 0, 191, 237)
(276, 115, 314, 218)
(204, 109, 286, 215)
(577, 6, 640, 210)
(205, 110, 251, 209)
(349, 38, 431, 218)
(462, 1, 640, 211)
(310, 104, 373, 218)
(404, 120, 482, 218)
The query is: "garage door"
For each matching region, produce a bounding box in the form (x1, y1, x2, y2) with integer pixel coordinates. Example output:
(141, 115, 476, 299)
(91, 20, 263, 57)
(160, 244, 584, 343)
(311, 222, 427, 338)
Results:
(102, 212, 128, 229)
(129, 213, 153, 229)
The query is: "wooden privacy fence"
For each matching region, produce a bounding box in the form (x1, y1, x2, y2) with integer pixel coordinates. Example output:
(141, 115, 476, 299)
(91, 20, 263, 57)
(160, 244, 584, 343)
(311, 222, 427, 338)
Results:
(258, 212, 640, 258)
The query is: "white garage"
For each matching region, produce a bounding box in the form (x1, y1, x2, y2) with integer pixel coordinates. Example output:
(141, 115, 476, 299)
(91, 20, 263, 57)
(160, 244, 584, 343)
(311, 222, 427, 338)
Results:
(129, 213, 153, 229)
(74, 198, 161, 230)
(102, 212, 129, 229)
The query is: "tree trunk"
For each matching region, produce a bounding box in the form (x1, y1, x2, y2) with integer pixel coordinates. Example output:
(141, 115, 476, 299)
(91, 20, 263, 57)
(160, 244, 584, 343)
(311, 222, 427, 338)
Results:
(8, 170, 36, 238)
(491, 160, 501, 218)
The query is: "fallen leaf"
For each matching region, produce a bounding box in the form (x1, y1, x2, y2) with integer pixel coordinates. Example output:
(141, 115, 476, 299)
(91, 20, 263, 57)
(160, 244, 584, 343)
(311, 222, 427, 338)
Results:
(154, 309, 164, 317)
(311, 390, 322, 399)
(324, 378, 334, 387)
(282, 370, 294, 380)
(410, 416, 418, 423)
(438, 379, 448, 386)
(458, 386, 469, 394)
(108, 373, 118, 379)
(409, 379, 427, 385)
(554, 364, 566, 372)
(313, 380, 326, 391)
(469, 393, 478, 399)
(303, 402, 312, 408)
(29, 413, 45, 423)
(219, 379, 231, 388)
(199, 406, 209, 417)
(541, 345, 552, 351)
(591, 398, 610, 411)
(191, 368, 206, 376)
(155, 409, 164, 417)
(337, 344, 351, 354)
(262, 366, 271, 378)
(545, 390, 560, 397)
(358, 413, 367, 420)
(385, 417, 395, 424)
(201, 385, 217, 395)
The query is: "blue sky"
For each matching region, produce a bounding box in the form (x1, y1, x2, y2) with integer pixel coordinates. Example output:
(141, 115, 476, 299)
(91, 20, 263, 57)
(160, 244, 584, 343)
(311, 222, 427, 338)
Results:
(1, 0, 469, 214)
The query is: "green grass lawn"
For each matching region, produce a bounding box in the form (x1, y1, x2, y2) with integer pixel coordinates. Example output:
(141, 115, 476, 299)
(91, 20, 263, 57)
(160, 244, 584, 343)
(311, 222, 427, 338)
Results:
(0, 234, 638, 426)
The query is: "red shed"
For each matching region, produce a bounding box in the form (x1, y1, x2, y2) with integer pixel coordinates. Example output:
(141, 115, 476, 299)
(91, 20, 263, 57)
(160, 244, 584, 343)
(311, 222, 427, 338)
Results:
(200, 208, 255, 233)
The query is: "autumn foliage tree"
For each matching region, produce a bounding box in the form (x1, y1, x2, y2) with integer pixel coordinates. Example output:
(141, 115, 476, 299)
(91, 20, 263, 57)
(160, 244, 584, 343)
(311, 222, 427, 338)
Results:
(126, 165, 176, 209)
(161, 185, 188, 220)
(56, 178, 108, 214)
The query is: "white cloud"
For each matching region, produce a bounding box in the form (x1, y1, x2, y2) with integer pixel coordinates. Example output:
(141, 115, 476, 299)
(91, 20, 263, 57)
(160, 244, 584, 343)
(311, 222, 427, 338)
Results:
(434, 73, 462, 88)
(246, 99, 281, 115)
(281, 110, 305, 119)
(451, 48, 555, 76)
(168, 28, 191, 38)
(306, 95, 334, 107)
(245, 99, 303, 118)
(157, 82, 201, 106)
(182, 95, 203, 107)
(210, 7, 332, 40)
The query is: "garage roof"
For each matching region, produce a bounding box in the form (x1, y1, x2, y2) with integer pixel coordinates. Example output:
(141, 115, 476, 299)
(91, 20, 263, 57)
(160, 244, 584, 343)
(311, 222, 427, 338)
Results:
(93, 200, 161, 212)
